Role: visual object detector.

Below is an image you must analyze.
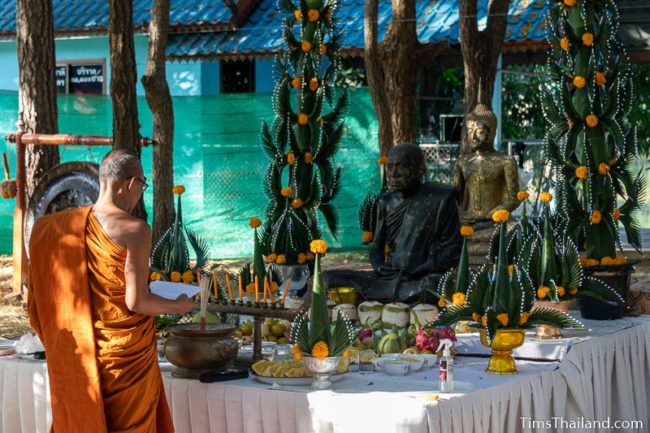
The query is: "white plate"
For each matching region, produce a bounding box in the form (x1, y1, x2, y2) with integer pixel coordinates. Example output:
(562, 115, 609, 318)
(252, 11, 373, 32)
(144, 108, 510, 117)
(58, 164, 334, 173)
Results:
(251, 372, 347, 386)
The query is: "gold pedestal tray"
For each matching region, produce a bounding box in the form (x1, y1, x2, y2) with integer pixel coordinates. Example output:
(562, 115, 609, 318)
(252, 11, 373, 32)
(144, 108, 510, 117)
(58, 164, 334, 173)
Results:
(479, 328, 526, 375)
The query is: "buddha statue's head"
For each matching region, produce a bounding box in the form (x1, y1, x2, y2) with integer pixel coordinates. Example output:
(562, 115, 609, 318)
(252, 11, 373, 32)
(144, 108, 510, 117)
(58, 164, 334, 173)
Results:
(466, 94, 497, 152)
(386, 143, 426, 192)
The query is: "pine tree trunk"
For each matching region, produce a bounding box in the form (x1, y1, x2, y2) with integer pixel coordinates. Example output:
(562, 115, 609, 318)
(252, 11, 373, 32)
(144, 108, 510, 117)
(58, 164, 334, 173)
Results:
(16, 0, 59, 197)
(109, 0, 147, 219)
(459, 0, 511, 154)
(142, 0, 174, 246)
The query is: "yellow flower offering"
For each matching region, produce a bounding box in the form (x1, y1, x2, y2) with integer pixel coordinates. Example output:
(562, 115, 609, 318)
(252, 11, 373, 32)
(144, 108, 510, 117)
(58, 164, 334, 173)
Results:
(362, 231, 373, 243)
(293, 9, 302, 20)
(307, 9, 320, 21)
(309, 77, 319, 91)
(595, 71, 607, 86)
(581, 32, 594, 46)
(319, 44, 327, 55)
(613, 256, 627, 266)
(540, 191, 553, 203)
(170, 271, 182, 283)
(291, 345, 303, 360)
(276, 255, 287, 265)
(287, 151, 295, 165)
(560, 37, 570, 51)
(310, 239, 328, 254)
(172, 185, 185, 195)
(585, 114, 599, 128)
(590, 209, 602, 224)
(306, 252, 315, 261)
(598, 163, 610, 175)
(496, 313, 509, 327)
(569, 288, 578, 296)
(304, 152, 313, 164)
(311, 341, 329, 359)
(537, 285, 550, 299)
(298, 113, 309, 125)
(266, 252, 277, 263)
(600, 256, 614, 266)
(150, 271, 162, 282)
(291, 76, 301, 90)
(572, 75, 586, 88)
(249, 217, 262, 228)
(460, 226, 474, 237)
(492, 209, 510, 223)
(518, 312, 529, 325)
(301, 41, 313, 52)
(281, 187, 293, 197)
(613, 208, 620, 221)
(575, 166, 588, 180)
(438, 298, 446, 308)
(452, 292, 466, 306)
(586, 258, 599, 267)
(557, 286, 566, 297)
(297, 253, 307, 264)
(517, 191, 529, 201)
(182, 270, 194, 284)
(563, 0, 576, 6)
(291, 198, 304, 209)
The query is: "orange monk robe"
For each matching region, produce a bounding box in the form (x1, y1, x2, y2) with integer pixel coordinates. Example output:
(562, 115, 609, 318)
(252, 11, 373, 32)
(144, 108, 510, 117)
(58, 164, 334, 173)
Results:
(28, 206, 174, 433)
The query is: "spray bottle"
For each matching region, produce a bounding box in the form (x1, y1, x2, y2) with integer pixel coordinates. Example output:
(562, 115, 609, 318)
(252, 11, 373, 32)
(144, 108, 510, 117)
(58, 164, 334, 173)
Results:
(436, 338, 454, 393)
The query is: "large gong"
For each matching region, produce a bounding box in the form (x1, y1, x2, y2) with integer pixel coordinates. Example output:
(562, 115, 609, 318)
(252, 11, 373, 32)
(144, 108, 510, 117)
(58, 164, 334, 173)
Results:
(24, 162, 100, 256)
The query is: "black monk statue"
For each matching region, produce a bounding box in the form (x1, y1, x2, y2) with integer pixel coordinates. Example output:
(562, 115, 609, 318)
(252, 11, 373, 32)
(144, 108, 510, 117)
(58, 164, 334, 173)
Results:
(325, 143, 462, 304)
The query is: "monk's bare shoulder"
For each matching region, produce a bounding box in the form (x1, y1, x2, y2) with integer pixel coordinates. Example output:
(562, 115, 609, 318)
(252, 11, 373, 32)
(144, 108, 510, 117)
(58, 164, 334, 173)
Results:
(117, 216, 151, 248)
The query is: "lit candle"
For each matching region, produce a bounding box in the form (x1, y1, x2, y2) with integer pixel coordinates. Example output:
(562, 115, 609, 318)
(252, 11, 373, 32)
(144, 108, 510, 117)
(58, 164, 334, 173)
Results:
(238, 277, 243, 301)
(225, 272, 234, 300)
(255, 276, 260, 303)
(212, 271, 218, 300)
(281, 279, 292, 305)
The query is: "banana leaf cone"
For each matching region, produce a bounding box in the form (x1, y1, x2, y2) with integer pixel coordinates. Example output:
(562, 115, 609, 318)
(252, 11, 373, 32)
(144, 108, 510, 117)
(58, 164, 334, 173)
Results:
(455, 235, 470, 294)
(538, 214, 558, 288)
(309, 241, 331, 347)
(252, 227, 266, 285)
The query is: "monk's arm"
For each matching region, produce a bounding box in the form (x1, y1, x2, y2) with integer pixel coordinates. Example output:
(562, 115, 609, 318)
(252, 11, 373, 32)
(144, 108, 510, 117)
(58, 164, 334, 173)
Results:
(369, 197, 387, 271)
(124, 222, 194, 316)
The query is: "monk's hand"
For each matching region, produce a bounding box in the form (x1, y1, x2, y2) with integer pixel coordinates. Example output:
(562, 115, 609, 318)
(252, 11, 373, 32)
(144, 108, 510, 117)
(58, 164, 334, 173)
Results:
(174, 294, 194, 314)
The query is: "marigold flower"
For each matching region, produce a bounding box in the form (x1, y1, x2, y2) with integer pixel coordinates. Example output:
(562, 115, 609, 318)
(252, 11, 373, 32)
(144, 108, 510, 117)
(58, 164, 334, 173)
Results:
(319, 44, 327, 55)
(590, 209, 602, 224)
(575, 166, 588, 180)
(563, 0, 576, 6)
(291, 198, 304, 209)
(173, 185, 185, 195)
(276, 254, 287, 265)
(569, 287, 578, 296)
(293, 9, 302, 20)
(280, 187, 293, 197)
(170, 271, 182, 283)
(586, 114, 599, 128)
(246, 283, 255, 294)
(377, 155, 388, 165)
(586, 258, 599, 267)
(266, 253, 277, 263)
(309, 77, 319, 91)
(557, 286, 566, 297)
(304, 152, 313, 164)
(287, 151, 295, 165)
(307, 9, 320, 21)
(311, 341, 329, 359)
(291, 345, 303, 360)
(310, 239, 328, 254)
(595, 71, 607, 86)
(600, 256, 614, 266)
(540, 192, 553, 203)
(496, 313, 509, 327)
(598, 163, 610, 175)
(182, 270, 195, 284)
(613, 208, 620, 221)
(291, 76, 301, 90)
(472, 312, 481, 322)
(301, 41, 313, 52)
(492, 209, 510, 223)
(560, 37, 570, 51)
(573, 75, 586, 89)
(537, 285, 551, 299)
(306, 252, 315, 261)
(249, 217, 262, 228)
(517, 191, 529, 201)
(613, 256, 627, 266)
(362, 231, 373, 243)
(516, 312, 528, 326)
(460, 226, 474, 237)
(452, 292, 466, 306)
(582, 32, 594, 46)
(298, 113, 309, 125)
(150, 271, 162, 282)
(438, 298, 446, 308)
(297, 253, 307, 264)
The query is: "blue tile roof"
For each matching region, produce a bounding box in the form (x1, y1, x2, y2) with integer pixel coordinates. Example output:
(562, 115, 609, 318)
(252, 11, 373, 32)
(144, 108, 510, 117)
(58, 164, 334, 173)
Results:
(166, 0, 550, 60)
(0, 0, 234, 35)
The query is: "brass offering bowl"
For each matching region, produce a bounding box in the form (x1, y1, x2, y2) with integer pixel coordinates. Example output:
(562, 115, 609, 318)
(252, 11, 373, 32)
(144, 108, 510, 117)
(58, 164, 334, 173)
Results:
(327, 287, 357, 305)
(164, 323, 238, 375)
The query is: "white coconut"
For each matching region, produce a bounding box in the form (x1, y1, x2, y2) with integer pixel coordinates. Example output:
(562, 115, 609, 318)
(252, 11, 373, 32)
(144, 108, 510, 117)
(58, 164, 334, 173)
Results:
(357, 301, 384, 326)
(382, 302, 410, 328)
(409, 303, 439, 326)
(332, 303, 358, 322)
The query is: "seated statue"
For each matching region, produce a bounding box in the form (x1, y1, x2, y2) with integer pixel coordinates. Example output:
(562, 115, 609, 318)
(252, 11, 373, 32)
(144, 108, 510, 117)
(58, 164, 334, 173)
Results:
(454, 97, 519, 227)
(325, 143, 462, 304)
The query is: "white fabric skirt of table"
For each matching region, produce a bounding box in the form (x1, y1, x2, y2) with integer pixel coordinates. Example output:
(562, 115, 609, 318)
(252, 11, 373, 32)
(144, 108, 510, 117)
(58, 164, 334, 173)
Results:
(1, 318, 649, 433)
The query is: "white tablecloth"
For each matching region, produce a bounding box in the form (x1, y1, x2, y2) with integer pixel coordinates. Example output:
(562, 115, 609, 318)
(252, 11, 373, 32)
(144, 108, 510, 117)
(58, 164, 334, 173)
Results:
(1, 317, 649, 433)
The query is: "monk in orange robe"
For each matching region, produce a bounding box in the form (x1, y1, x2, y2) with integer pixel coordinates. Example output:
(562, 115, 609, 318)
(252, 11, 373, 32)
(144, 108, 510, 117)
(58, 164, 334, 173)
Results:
(28, 149, 193, 433)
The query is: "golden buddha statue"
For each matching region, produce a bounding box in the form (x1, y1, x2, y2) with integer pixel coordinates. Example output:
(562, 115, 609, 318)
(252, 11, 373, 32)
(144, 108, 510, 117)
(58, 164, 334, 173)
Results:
(454, 96, 520, 226)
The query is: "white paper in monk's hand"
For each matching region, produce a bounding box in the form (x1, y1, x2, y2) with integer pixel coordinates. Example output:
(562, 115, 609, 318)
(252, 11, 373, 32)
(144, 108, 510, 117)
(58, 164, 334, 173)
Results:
(150, 281, 202, 300)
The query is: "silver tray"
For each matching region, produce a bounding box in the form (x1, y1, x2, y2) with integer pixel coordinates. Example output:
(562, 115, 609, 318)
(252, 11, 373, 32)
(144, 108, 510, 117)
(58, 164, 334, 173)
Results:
(250, 371, 347, 386)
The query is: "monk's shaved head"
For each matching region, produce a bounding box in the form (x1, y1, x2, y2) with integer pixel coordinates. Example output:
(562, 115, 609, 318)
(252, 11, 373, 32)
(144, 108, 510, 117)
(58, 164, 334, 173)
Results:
(99, 149, 142, 182)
